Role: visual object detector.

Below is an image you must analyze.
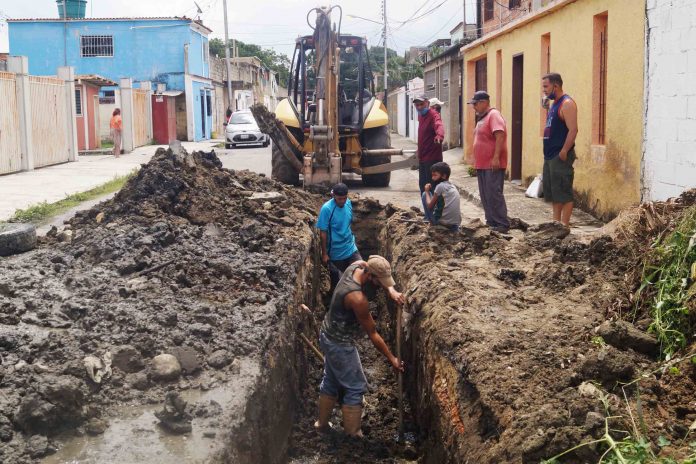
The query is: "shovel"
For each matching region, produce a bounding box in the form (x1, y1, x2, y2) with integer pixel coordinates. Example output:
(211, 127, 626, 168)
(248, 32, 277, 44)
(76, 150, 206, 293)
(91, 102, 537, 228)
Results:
(396, 302, 404, 441)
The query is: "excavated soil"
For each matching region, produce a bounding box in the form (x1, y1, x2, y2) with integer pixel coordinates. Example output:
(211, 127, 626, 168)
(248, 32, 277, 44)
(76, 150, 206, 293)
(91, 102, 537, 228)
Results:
(0, 145, 693, 464)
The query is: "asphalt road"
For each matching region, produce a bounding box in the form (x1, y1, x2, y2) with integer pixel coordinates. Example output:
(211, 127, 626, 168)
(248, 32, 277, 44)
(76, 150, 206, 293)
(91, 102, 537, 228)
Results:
(216, 143, 482, 215)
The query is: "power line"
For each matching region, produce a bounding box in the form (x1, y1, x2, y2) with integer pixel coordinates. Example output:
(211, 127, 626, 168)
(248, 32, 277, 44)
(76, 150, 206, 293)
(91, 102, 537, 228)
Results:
(417, 4, 464, 46)
(393, 0, 438, 26)
(395, 0, 449, 28)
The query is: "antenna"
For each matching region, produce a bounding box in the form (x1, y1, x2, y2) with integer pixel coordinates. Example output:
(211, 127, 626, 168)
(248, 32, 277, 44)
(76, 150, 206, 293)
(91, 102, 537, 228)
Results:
(193, 1, 203, 20)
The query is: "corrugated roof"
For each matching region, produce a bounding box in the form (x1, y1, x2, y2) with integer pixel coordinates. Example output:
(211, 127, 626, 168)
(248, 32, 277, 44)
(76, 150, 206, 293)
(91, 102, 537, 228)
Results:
(7, 17, 212, 33)
(76, 74, 117, 87)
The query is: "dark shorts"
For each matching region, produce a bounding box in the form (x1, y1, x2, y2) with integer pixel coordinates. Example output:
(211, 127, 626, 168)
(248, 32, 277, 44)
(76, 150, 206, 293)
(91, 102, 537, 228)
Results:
(543, 149, 576, 204)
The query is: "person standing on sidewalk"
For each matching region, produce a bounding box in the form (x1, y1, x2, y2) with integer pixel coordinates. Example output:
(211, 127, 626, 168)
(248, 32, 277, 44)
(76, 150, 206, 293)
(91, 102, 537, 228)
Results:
(413, 95, 444, 195)
(469, 91, 510, 233)
(110, 108, 123, 158)
(542, 73, 578, 227)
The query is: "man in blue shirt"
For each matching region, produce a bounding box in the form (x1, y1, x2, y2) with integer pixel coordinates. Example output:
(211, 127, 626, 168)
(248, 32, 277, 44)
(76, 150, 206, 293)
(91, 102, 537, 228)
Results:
(317, 183, 362, 289)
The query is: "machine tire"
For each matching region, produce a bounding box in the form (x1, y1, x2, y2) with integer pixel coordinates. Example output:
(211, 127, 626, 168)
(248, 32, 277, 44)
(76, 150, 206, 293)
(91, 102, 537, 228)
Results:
(0, 223, 37, 257)
(361, 125, 391, 187)
(272, 144, 300, 185)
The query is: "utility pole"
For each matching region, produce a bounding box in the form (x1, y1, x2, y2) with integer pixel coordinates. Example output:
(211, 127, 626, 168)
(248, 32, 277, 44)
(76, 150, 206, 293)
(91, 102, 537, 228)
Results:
(62, 0, 67, 66)
(382, 0, 388, 105)
(222, 0, 233, 111)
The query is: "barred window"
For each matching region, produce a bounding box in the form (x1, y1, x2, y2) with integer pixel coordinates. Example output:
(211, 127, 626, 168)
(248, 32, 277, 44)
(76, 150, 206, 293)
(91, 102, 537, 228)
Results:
(80, 35, 114, 57)
(75, 88, 83, 116)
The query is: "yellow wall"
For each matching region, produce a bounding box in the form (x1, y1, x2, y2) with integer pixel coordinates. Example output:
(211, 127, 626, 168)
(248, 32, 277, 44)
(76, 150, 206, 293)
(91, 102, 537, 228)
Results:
(462, 0, 645, 220)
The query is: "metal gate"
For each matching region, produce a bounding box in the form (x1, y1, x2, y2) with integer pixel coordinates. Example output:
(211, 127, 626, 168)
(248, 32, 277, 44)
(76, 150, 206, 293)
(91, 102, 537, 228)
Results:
(29, 76, 70, 168)
(0, 72, 22, 175)
(133, 89, 149, 148)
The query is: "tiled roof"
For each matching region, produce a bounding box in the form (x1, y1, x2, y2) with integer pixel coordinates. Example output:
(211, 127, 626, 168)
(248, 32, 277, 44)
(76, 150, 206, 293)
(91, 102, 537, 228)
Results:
(75, 74, 118, 87)
(7, 17, 212, 33)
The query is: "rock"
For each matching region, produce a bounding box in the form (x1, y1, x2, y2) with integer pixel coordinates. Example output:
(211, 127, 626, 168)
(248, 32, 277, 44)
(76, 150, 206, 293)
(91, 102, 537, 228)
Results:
(249, 191, 283, 202)
(155, 392, 192, 434)
(578, 381, 602, 398)
(95, 212, 105, 223)
(127, 372, 150, 391)
(579, 347, 635, 386)
(112, 345, 145, 373)
(0, 415, 13, 442)
(207, 350, 232, 369)
(85, 418, 108, 436)
(57, 229, 74, 243)
(26, 434, 53, 458)
(150, 354, 182, 381)
(584, 411, 605, 434)
(170, 347, 202, 375)
(597, 320, 658, 355)
(14, 375, 85, 434)
(0, 223, 37, 256)
(527, 222, 570, 240)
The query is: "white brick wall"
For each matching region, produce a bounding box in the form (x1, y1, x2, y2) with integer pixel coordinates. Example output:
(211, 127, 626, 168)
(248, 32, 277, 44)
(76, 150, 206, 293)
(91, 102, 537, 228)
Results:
(643, 0, 696, 201)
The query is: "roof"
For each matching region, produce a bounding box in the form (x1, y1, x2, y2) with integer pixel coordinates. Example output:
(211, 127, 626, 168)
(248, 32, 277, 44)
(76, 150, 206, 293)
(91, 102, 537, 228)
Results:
(449, 22, 464, 35)
(75, 74, 117, 87)
(7, 17, 212, 33)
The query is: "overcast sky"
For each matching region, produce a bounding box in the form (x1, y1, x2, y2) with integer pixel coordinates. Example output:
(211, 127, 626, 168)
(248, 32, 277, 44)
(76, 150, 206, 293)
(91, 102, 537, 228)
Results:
(1, 0, 477, 56)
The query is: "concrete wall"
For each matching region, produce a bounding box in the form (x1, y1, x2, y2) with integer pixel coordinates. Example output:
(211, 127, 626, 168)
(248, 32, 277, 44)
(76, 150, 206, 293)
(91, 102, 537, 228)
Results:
(8, 19, 208, 92)
(643, 0, 696, 201)
(463, 0, 645, 220)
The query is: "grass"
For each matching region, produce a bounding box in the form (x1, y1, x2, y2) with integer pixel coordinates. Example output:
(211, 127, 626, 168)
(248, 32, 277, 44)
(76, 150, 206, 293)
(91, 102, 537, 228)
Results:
(100, 140, 114, 148)
(7, 172, 134, 224)
(635, 206, 696, 359)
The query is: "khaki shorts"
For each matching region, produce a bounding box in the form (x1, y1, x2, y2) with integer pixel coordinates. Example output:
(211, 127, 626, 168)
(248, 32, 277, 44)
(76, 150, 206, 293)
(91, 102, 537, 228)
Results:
(543, 149, 576, 204)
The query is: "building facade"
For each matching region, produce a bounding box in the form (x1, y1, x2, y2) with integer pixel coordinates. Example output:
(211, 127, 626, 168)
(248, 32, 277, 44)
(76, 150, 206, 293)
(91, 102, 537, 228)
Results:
(7, 17, 213, 141)
(424, 46, 463, 149)
(462, 0, 645, 220)
(642, 0, 696, 201)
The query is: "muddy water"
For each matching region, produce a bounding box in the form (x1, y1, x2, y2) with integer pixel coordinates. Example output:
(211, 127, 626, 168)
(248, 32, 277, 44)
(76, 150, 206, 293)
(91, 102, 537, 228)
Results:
(42, 358, 261, 464)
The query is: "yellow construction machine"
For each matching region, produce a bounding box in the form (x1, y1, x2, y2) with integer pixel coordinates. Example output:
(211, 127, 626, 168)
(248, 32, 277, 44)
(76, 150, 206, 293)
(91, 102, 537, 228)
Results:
(251, 5, 416, 187)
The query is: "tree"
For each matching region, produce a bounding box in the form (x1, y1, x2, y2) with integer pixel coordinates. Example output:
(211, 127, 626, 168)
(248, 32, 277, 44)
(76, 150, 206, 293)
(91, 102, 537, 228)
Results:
(208, 38, 292, 87)
(367, 46, 423, 92)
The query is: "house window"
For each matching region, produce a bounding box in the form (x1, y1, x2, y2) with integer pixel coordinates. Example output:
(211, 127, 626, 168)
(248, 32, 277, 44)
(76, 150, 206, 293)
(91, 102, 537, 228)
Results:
(593, 13, 608, 145)
(75, 88, 83, 116)
(540, 33, 551, 135)
(441, 65, 450, 89)
(496, 50, 502, 110)
(203, 40, 209, 64)
(484, 0, 494, 21)
(425, 69, 436, 94)
(509, 0, 521, 8)
(80, 35, 114, 57)
(206, 94, 212, 116)
(475, 58, 488, 92)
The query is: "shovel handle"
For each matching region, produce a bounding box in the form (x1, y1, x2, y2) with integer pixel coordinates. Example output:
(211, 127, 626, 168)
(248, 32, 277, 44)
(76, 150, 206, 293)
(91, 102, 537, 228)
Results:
(396, 303, 404, 438)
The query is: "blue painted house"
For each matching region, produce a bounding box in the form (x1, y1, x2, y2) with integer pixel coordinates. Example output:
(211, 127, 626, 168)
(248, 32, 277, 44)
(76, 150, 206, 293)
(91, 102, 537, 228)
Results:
(8, 17, 213, 141)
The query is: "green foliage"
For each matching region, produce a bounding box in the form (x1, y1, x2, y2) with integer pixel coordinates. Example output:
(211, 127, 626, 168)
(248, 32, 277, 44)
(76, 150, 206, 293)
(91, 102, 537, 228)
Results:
(367, 46, 423, 92)
(9, 173, 134, 224)
(467, 166, 477, 177)
(209, 38, 292, 87)
(592, 336, 608, 348)
(636, 206, 696, 358)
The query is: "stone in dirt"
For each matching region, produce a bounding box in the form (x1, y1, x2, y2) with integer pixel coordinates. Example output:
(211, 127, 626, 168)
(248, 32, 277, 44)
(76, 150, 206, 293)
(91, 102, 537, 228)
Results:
(170, 346, 202, 375)
(14, 375, 86, 434)
(112, 345, 145, 373)
(150, 354, 182, 381)
(155, 392, 192, 434)
(597, 320, 659, 355)
(26, 434, 54, 458)
(249, 191, 283, 202)
(579, 346, 636, 386)
(85, 418, 108, 436)
(527, 221, 571, 240)
(207, 349, 233, 369)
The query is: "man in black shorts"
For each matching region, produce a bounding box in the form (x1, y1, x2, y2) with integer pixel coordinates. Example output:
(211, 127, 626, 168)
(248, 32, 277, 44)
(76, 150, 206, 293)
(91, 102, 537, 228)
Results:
(541, 73, 578, 227)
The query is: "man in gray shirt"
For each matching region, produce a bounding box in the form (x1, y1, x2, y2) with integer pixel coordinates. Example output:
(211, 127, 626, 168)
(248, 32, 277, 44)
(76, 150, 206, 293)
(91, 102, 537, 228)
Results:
(422, 162, 461, 231)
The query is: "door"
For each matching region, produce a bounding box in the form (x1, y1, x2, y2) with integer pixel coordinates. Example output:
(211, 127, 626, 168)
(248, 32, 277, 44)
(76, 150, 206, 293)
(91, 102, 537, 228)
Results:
(511, 54, 524, 181)
(405, 92, 409, 137)
(200, 90, 206, 137)
(93, 95, 101, 148)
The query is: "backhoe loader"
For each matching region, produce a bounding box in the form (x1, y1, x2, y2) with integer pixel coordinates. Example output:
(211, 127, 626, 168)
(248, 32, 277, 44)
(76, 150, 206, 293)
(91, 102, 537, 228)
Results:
(251, 5, 417, 187)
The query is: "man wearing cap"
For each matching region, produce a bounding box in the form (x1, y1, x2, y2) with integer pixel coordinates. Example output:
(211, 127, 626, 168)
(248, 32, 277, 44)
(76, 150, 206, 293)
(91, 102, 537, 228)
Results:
(317, 183, 361, 290)
(413, 95, 445, 195)
(469, 90, 510, 233)
(315, 255, 406, 437)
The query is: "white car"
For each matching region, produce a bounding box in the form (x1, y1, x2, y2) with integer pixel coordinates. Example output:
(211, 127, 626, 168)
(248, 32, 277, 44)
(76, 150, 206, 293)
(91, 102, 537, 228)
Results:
(224, 110, 270, 149)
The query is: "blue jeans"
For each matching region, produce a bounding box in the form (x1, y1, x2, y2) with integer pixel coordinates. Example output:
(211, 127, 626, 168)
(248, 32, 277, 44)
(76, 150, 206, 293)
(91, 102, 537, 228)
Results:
(319, 332, 368, 406)
(421, 192, 459, 232)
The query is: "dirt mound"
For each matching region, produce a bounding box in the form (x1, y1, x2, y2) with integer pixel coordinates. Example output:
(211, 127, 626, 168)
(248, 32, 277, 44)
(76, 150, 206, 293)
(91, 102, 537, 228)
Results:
(0, 148, 322, 462)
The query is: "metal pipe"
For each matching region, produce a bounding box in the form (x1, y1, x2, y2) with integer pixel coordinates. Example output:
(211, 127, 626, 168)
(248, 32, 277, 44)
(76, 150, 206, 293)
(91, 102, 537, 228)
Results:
(318, 99, 324, 125)
(361, 148, 404, 157)
(383, 0, 388, 106)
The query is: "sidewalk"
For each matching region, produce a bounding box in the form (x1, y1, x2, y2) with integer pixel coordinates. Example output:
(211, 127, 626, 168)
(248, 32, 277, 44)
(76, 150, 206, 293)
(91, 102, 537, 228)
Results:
(390, 133, 603, 233)
(0, 141, 220, 222)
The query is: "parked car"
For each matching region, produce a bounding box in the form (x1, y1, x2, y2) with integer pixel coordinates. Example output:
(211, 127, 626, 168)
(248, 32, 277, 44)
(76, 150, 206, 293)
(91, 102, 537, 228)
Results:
(224, 110, 270, 149)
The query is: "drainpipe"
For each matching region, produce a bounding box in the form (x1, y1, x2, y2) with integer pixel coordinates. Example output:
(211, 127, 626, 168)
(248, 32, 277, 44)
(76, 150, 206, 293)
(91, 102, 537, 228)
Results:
(476, 0, 482, 38)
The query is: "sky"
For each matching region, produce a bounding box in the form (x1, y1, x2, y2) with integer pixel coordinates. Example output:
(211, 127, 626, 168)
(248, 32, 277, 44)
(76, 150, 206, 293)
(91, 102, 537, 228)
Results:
(0, 0, 478, 56)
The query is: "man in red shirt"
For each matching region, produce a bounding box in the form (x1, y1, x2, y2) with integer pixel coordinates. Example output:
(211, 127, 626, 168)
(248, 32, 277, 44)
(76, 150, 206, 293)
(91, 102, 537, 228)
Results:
(413, 95, 445, 195)
(469, 91, 510, 232)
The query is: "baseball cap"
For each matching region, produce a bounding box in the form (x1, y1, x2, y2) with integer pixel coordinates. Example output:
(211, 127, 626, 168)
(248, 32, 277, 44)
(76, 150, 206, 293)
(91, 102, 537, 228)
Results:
(412, 94, 429, 103)
(367, 255, 395, 287)
(332, 183, 349, 196)
(467, 90, 490, 104)
(429, 97, 445, 106)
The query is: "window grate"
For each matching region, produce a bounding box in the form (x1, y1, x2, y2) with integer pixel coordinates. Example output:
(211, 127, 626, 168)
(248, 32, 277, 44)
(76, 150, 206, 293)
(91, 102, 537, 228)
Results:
(80, 35, 114, 57)
(484, 0, 494, 21)
(598, 26, 607, 145)
(75, 88, 83, 116)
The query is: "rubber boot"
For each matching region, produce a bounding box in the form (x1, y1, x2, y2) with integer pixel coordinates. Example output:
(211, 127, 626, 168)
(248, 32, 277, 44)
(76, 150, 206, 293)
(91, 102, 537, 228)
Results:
(341, 404, 363, 437)
(314, 394, 337, 431)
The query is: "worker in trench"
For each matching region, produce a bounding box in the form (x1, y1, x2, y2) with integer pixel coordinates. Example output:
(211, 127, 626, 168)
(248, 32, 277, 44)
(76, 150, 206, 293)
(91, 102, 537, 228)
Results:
(314, 255, 406, 437)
